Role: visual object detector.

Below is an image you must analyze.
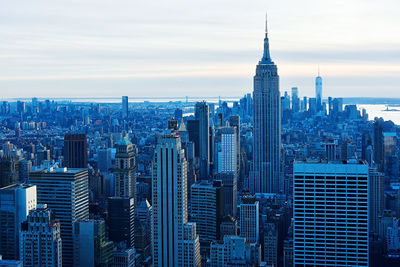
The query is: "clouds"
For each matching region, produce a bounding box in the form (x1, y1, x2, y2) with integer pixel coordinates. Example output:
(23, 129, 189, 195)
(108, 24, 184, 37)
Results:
(1, 0, 400, 98)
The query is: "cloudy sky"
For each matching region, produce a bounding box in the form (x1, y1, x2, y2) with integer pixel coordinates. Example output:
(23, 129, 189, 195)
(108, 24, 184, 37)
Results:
(1, 0, 400, 99)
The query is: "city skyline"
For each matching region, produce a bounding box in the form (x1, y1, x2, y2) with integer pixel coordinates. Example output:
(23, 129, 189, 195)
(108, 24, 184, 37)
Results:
(1, 0, 400, 98)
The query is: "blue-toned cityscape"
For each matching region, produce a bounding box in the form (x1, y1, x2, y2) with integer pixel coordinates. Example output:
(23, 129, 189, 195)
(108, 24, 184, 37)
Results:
(1, 8, 400, 267)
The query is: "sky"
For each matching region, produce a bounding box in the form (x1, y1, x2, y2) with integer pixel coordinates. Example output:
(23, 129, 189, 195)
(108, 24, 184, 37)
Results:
(1, 0, 400, 99)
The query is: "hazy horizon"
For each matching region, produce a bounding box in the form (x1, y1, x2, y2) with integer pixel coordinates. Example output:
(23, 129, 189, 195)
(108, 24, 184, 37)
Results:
(1, 0, 400, 98)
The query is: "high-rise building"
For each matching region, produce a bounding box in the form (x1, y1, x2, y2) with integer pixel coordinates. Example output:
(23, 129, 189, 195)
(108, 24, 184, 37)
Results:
(215, 172, 237, 217)
(195, 102, 210, 179)
(383, 132, 398, 177)
(122, 96, 129, 118)
(152, 134, 201, 266)
(369, 168, 384, 233)
(135, 199, 152, 262)
(251, 16, 282, 194)
(209, 235, 261, 267)
(30, 167, 89, 266)
(0, 155, 19, 188)
(97, 148, 113, 173)
(108, 197, 135, 248)
(0, 184, 37, 260)
(315, 71, 322, 110)
(240, 195, 259, 244)
(113, 137, 136, 198)
(20, 204, 62, 267)
(73, 219, 114, 267)
(64, 133, 88, 168)
(218, 127, 237, 173)
(187, 120, 200, 158)
(291, 87, 300, 112)
(229, 115, 241, 171)
(191, 181, 224, 253)
(293, 162, 369, 266)
(373, 118, 384, 172)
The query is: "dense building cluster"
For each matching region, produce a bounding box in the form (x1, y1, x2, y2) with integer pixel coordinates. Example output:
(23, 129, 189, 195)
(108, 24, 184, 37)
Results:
(0, 17, 400, 267)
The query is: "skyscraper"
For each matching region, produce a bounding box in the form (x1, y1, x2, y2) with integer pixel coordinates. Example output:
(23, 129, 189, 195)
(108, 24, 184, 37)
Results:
(218, 127, 237, 173)
(30, 167, 89, 266)
(229, 115, 241, 172)
(195, 102, 210, 179)
(108, 197, 135, 248)
(113, 137, 136, 198)
(152, 134, 201, 266)
(0, 184, 37, 260)
(369, 168, 384, 233)
(251, 15, 282, 194)
(315, 70, 322, 110)
(64, 133, 88, 168)
(291, 87, 300, 112)
(73, 219, 114, 267)
(0, 155, 19, 188)
(293, 162, 369, 266)
(191, 180, 224, 254)
(20, 204, 62, 267)
(122, 96, 128, 118)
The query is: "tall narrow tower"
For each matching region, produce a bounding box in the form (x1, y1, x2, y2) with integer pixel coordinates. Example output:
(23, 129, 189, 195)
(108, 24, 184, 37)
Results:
(315, 68, 322, 110)
(152, 134, 201, 266)
(195, 101, 210, 179)
(250, 15, 282, 194)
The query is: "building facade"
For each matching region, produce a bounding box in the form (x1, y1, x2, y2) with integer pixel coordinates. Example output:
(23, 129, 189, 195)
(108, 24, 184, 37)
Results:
(251, 16, 282, 194)
(152, 134, 200, 266)
(20, 204, 62, 267)
(0, 184, 37, 260)
(30, 167, 89, 266)
(293, 162, 369, 266)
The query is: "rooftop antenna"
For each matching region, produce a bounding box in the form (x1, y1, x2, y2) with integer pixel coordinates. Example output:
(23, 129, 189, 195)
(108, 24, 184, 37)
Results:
(318, 65, 320, 77)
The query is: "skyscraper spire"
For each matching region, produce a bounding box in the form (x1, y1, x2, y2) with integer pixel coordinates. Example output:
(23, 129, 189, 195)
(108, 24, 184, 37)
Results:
(261, 13, 271, 63)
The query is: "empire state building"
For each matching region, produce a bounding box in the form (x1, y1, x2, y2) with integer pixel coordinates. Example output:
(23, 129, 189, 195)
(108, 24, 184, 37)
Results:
(250, 16, 282, 194)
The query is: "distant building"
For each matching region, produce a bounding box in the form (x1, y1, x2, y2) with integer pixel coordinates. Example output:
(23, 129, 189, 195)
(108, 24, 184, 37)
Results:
(64, 133, 88, 168)
(240, 195, 259, 244)
(209, 235, 261, 267)
(0, 184, 37, 260)
(195, 102, 210, 179)
(0, 155, 19, 188)
(293, 162, 369, 266)
(20, 204, 62, 267)
(315, 73, 322, 110)
(30, 167, 89, 266)
(122, 96, 129, 119)
(291, 87, 300, 112)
